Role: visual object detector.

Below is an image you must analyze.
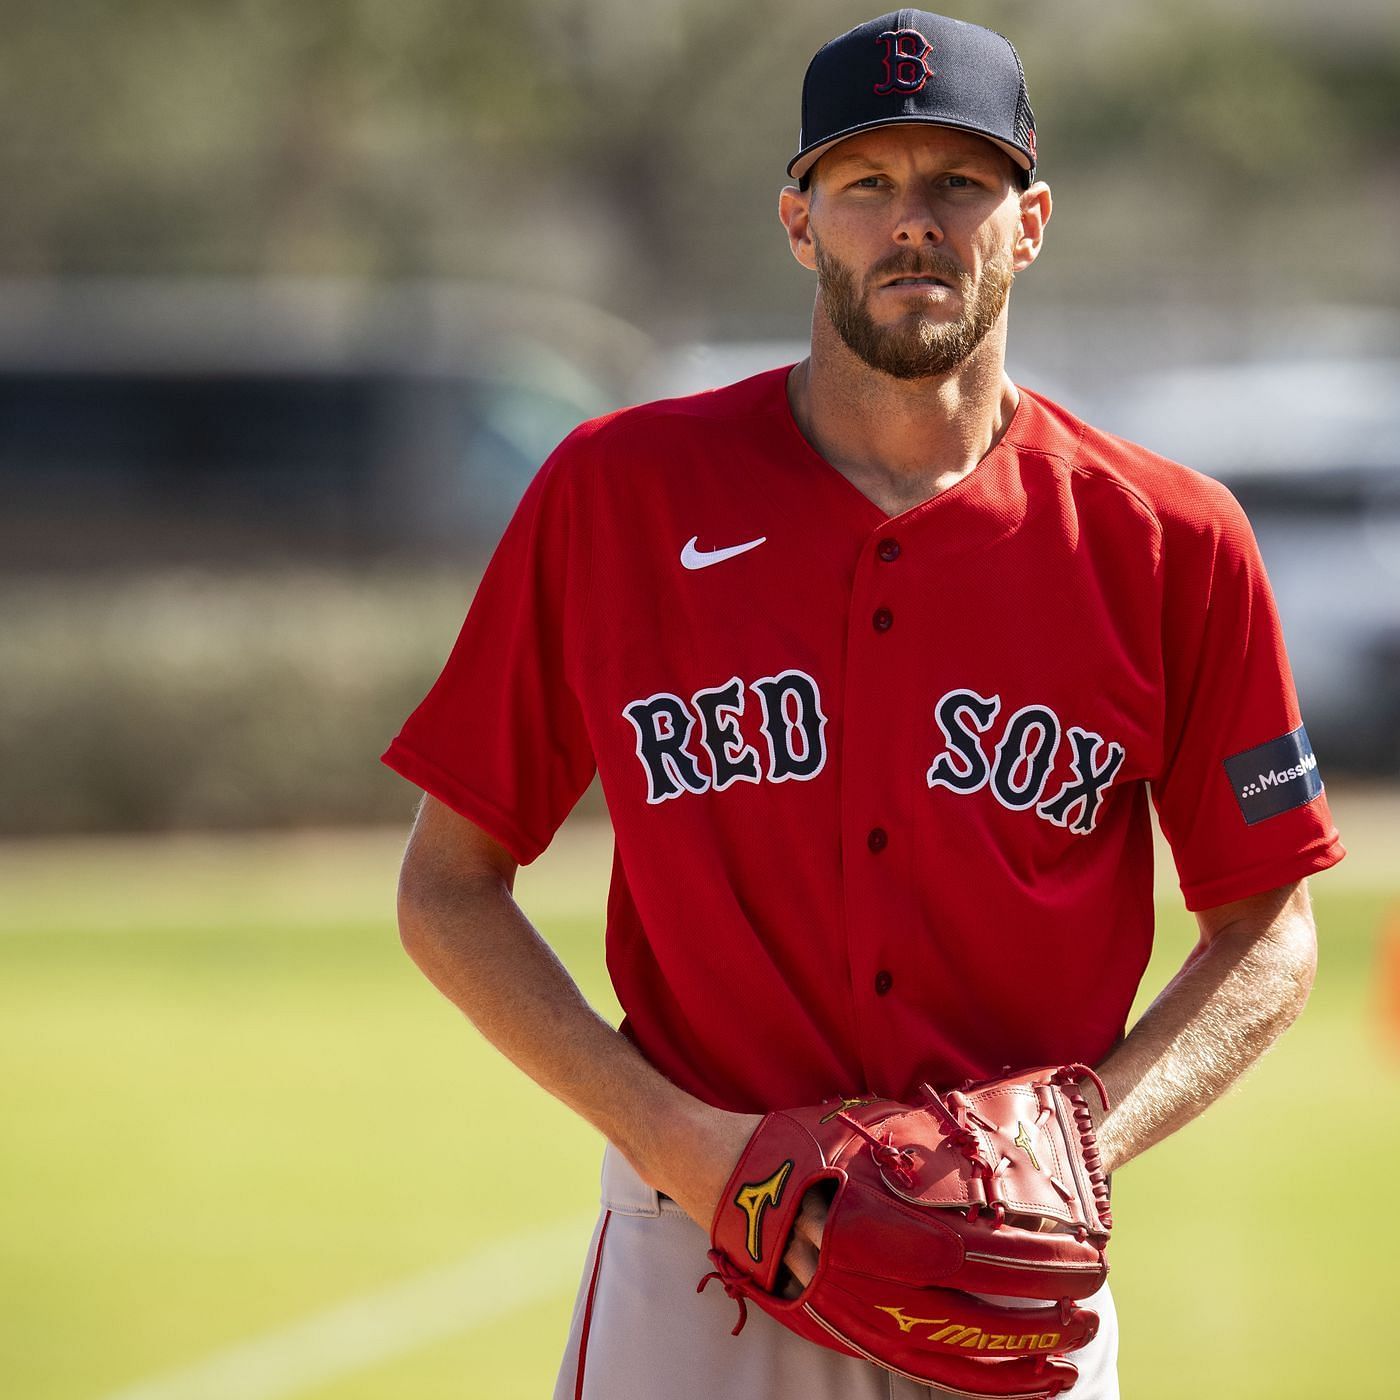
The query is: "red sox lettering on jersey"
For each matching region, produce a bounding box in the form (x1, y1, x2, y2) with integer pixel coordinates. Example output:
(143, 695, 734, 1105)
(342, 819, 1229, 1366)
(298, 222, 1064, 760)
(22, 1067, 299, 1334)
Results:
(925, 688, 1126, 833)
(384, 367, 1344, 1112)
(623, 671, 829, 802)
(623, 677, 1126, 836)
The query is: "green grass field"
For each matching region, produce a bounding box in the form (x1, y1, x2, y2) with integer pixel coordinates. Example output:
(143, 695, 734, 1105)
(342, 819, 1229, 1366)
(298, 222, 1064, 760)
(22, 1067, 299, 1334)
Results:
(3, 792, 1397, 1399)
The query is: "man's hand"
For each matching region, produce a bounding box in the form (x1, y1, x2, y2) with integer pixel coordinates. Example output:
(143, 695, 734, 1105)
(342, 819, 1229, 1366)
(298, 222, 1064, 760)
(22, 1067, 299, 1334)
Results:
(779, 1193, 828, 1293)
(632, 1100, 827, 1295)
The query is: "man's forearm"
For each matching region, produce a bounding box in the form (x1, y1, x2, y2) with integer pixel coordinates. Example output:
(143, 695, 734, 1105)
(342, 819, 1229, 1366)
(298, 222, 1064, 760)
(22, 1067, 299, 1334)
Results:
(396, 858, 758, 1225)
(1093, 882, 1315, 1173)
(400, 867, 686, 1163)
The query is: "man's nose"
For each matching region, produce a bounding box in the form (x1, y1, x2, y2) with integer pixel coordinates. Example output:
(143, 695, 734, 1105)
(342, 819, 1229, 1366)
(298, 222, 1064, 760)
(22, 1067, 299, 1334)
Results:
(892, 190, 944, 245)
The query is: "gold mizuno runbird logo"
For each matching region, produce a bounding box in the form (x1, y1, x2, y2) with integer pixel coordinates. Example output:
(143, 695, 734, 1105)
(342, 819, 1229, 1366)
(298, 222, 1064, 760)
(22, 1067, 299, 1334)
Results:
(1013, 1120, 1040, 1171)
(819, 1095, 879, 1123)
(734, 1161, 791, 1261)
(878, 1306, 949, 1334)
(875, 1306, 1060, 1351)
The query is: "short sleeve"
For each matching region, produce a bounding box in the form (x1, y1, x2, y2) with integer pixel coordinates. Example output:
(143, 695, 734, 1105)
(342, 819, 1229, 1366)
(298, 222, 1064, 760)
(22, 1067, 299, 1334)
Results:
(381, 432, 597, 865)
(1151, 481, 1345, 911)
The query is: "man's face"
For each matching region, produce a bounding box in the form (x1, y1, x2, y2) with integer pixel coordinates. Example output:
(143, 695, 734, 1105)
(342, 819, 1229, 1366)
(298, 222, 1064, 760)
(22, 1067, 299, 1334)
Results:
(800, 126, 1027, 380)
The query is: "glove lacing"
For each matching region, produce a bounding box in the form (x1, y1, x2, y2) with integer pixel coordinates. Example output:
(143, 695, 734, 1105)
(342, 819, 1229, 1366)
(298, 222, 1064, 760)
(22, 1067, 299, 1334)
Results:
(697, 1250, 750, 1335)
(1050, 1065, 1114, 1234)
(835, 1111, 919, 1189)
(916, 1083, 1011, 1226)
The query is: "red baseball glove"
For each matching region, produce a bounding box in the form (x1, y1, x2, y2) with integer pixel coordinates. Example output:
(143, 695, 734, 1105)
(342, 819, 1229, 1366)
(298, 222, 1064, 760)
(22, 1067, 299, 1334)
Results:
(700, 1066, 1112, 1399)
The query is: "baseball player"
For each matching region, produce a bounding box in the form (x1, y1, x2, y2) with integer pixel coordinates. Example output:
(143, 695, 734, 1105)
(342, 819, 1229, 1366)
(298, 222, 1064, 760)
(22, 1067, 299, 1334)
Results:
(383, 11, 1345, 1399)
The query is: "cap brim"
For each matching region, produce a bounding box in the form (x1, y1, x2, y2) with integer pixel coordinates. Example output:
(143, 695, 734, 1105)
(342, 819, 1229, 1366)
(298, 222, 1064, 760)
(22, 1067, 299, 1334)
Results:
(788, 116, 1032, 182)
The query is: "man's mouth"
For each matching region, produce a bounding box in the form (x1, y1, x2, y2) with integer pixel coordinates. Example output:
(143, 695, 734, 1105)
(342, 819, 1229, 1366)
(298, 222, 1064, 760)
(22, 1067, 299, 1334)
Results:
(882, 275, 950, 288)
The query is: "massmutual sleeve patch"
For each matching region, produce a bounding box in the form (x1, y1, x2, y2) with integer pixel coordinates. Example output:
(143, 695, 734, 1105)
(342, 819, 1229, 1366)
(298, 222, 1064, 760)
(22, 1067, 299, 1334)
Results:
(1223, 725, 1323, 826)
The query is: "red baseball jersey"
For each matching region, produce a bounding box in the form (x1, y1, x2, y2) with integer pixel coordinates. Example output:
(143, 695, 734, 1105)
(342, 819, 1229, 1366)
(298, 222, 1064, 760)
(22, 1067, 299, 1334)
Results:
(383, 367, 1344, 1111)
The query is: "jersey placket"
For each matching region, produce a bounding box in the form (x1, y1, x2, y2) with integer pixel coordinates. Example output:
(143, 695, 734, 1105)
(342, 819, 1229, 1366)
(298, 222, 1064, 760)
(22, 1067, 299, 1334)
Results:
(837, 523, 928, 1095)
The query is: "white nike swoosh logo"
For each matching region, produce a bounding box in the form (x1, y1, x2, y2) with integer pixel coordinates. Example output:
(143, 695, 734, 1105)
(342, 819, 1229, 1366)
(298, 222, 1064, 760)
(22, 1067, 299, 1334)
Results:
(680, 535, 767, 570)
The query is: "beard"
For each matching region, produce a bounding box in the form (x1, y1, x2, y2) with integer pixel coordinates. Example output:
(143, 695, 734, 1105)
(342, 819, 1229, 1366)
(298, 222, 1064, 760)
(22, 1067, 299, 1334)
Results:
(814, 238, 1014, 381)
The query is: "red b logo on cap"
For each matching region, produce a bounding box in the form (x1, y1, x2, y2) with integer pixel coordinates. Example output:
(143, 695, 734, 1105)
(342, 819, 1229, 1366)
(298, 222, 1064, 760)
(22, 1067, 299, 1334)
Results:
(874, 29, 933, 96)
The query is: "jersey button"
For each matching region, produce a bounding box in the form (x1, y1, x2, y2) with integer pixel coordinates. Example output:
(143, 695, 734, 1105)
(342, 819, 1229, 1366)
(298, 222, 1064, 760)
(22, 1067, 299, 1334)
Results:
(877, 538, 901, 562)
(872, 607, 894, 632)
(874, 970, 894, 996)
(867, 826, 888, 853)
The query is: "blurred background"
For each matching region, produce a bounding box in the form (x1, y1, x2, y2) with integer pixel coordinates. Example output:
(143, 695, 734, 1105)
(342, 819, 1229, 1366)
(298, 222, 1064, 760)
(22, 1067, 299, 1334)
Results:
(2, 1, 1397, 1397)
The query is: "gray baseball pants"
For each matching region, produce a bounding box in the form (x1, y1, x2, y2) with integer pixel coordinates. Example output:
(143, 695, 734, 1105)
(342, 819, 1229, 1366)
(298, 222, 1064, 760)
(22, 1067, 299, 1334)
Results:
(554, 1145, 1119, 1400)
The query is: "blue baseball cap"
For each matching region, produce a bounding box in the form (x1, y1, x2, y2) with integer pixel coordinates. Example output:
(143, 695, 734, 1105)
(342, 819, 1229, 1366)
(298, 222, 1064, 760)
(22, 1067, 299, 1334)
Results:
(789, 10, 1037, 188)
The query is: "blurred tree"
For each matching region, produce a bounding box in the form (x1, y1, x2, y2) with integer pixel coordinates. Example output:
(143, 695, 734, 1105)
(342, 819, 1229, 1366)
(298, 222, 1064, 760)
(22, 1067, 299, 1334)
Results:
(0, 0, 1394, 324)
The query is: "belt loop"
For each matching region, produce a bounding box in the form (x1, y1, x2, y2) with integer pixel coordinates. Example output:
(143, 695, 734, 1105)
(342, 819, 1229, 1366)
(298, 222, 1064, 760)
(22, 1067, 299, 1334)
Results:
(599, 1142, 663, 1217)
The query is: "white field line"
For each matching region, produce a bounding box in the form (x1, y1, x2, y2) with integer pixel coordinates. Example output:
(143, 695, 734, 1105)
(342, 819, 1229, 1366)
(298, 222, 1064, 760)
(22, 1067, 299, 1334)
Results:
(96, 1212, 597, 1400)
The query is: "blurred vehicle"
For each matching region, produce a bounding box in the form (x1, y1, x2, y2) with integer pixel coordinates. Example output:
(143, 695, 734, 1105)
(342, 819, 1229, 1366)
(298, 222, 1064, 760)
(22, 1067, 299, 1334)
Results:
(1092, 358, 1400, 775)
(0, 278, 648, 570)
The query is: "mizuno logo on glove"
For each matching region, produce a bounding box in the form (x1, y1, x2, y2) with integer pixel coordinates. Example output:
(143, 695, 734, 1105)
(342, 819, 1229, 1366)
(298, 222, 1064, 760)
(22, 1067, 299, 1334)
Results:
(874, 1307, 1063, 1352)
(733, 1161, 792, 1261)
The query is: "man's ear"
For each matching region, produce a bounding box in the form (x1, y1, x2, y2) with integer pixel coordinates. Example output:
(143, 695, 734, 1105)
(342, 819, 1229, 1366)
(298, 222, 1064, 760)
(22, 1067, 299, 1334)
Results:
(778, 183, 818, 272)
(1012, 181, 1051, 272)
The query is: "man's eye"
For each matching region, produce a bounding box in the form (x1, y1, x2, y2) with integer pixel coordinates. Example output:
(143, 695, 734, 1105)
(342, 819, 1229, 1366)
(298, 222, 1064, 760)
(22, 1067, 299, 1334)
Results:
(945, 174, 972, 188)
(852, 175, 884, 188)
